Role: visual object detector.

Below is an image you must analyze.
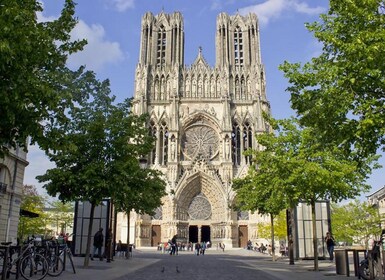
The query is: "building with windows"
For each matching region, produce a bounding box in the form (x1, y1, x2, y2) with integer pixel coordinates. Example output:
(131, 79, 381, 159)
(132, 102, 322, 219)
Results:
(0, 147, 28, 243)
(120, 11, 271, 248)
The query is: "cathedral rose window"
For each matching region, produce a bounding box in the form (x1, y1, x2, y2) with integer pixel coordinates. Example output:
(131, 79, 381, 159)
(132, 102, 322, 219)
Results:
(188, 193, 212, 220)
(182, 124, 218, 160)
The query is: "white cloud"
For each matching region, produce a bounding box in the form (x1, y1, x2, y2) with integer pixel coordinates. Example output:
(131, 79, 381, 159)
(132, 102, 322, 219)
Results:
(67, 20, 125, 71)
(108, 0, 135, 12)
(36, 5, 124, 72)
(239, 0, 326, 26)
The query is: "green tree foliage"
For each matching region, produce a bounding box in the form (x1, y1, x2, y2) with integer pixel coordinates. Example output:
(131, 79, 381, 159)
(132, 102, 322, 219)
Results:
(106, 100, 167, 256)
(46, 200, 74, 236)
(280, 0, 385, 159)
(0, 0, 93, 157)
(18, 185, 48, 241)
(331, 200, 383, 248)
(257, 211, 288, 241)
(37, 79, 165, 266)
(234, 116, 375, 270)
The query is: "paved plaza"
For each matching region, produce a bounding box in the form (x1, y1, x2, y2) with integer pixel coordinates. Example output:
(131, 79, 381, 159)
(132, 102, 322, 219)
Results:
(50, 247, 360, 280)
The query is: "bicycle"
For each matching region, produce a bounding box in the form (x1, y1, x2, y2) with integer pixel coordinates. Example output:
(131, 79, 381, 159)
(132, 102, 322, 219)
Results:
(1, 238, 48, 280)
(359, 240, 382, 280)
(57, 242, 76, 274)
(36, 239, 64, 277)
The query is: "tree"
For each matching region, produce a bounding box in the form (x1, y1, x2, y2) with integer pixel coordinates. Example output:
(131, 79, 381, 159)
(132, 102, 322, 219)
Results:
(280, 0, 385, 159)
(46, 200, 74, 236)
(234, 116, 375, 270)
(233, 123, 294, 261)
(105, 100, 166, 258)
(0, 0, 92, 157)
(18, 185, 48, 241)
(37, 79, 165, 266)
(257, 211, 288, 242)
(331, 200, 383, 248)
(37, 77, 116, 267)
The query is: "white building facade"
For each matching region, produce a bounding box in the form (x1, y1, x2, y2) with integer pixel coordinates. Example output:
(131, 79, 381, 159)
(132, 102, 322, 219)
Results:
(127, 11, 271, 248)
(0, 147, 28, 243)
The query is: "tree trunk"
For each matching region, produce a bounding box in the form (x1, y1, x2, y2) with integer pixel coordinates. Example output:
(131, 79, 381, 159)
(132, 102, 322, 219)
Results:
(270, 214, 276, 261)
(84, 202, 95, 267)
(287, 208, 295, 265)
(311, 200, 319, 271)
(126, 211, 130, 259)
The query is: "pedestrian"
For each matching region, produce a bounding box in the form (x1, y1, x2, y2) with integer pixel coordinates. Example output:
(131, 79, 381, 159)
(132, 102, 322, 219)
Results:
(201, 241, 206, 255)
(116, 240, 123, 257)
(105, 228, 113, 262)
(279, 242, 286, 257)
(170, 235, 178, 255)
(325, 232, 336, 261)
(91, 227, 104, 261)
(195, 242, 201, 255)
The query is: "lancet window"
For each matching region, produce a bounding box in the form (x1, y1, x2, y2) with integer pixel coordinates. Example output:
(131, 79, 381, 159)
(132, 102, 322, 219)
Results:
(157, 25, 166, 67)
(149, 121, 157, 164)
(159, 121, 169, 165)
(231, 123, 241, 165)
(243, 121, 253, 164)
(234, 26, 243, 67)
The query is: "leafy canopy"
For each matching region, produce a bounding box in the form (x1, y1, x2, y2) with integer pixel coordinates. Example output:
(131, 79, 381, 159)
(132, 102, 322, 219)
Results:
(331, 200, 383, 247)
(0, 0, 91, 157)
(280, 0, 385, 158)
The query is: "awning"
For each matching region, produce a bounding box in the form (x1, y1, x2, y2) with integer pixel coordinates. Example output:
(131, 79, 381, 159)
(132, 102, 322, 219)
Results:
(20, 209, 39, 218)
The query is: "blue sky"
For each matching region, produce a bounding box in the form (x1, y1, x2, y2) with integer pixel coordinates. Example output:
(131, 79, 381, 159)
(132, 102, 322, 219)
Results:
(24, 0, 384, 199)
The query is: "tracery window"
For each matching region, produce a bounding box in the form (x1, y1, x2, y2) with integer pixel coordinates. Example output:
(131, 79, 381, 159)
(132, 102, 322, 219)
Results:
(237, 211, 249, 220)
(232, 122, 241, 165)
(181, 124, 219, 160)
(159, 121, 169, 165)
(151, 207, 163, 220)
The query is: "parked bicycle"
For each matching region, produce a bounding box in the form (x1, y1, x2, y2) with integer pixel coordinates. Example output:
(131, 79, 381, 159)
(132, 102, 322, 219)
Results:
(359, 240, 382, 280)
(0, 238, 48, 280)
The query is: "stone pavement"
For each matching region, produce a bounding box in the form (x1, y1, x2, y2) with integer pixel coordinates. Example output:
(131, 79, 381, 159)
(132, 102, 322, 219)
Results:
(52, 247, 358, 280)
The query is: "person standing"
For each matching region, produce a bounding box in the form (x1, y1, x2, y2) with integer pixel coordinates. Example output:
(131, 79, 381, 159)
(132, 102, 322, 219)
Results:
(325, 232, 336, 261)
(170, 234, 178, 255)
(91, 228, 104, 261)
(105, 228, 113, 262)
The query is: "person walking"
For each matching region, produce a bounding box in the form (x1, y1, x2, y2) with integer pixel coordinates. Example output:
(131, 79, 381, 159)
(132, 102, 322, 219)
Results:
(325, 232, 336, 261)
(91, 228, 104, 261)
(195, 242, 201, 256)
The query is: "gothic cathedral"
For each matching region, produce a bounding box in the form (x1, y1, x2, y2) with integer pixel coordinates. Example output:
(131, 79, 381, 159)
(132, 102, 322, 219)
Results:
(130, 11, 271, 248)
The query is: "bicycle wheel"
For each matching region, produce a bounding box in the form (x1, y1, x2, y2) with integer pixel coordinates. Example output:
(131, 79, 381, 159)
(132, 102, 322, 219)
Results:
(19, 254, 48, 280)
(47, 254, 64, 277)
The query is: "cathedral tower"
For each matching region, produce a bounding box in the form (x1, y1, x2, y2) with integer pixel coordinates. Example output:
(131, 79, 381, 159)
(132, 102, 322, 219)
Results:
(130, 11, 270, 248)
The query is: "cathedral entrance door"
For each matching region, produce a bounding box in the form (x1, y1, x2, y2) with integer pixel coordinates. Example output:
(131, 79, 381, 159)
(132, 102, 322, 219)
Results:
(238, 225, 248, 248)
(189, 226, 198, 243)
(201, 225, 210, 242)
(151, 225, 161, 247)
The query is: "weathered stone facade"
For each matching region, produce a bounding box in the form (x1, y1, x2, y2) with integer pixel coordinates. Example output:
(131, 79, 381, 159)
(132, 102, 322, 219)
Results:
(128, 11, 271, 248)
(0, 147, 28, 243)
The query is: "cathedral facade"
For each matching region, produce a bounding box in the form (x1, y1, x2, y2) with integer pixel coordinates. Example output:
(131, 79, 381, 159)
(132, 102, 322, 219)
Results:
(129, 11, 271, 248)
